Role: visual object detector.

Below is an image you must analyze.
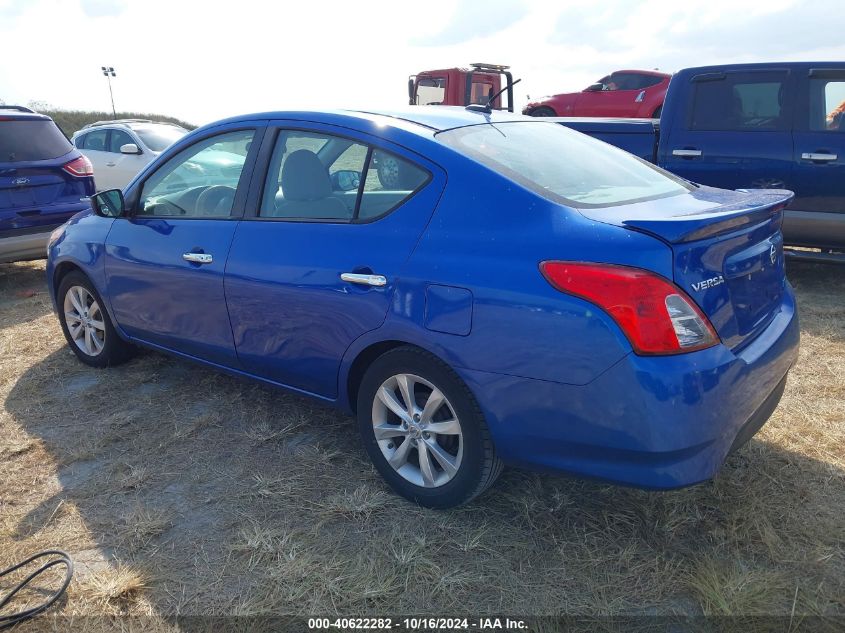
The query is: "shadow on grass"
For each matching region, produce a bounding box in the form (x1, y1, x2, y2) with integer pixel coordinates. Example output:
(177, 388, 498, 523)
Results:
(5, 341, 845, 619)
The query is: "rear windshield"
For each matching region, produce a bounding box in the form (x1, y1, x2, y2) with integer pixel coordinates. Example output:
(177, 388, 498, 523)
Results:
(134, 126, 187, 152)
(0, 119, 73, 162)
(437, 122, 691, 208)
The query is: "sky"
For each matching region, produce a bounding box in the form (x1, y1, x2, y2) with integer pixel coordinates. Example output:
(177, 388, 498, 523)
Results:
(1, 0, 845, 126)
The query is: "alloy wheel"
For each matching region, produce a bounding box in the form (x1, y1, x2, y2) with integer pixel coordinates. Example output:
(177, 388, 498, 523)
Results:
(63, 285, 106, 357)
(371, 373, 463, 488)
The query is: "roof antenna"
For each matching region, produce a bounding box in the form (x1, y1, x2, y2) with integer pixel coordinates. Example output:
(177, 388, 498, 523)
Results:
(466, 78, 522, 114)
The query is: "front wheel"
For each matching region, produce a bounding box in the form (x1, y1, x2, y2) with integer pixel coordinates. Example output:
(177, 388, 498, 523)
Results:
(527, 106, 556, 117)
(57, 271, 134, 368)
(357, 347, 502, 508)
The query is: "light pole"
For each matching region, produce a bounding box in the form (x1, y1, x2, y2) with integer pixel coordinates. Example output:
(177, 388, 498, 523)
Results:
(101, 66, 116, 119)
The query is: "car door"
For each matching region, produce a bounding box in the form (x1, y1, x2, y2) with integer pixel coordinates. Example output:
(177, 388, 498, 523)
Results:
(792, 70, 845, 213)
(77, 128, 112, 190)
(106, 129, 149, 190)
(225, 124, 446, 399)
(104, 125, 262, 366)
(574, 72, 640, 117)
(660, 69, 795, 192)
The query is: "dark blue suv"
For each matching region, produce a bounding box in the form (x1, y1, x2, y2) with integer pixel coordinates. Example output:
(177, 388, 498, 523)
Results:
(1, 106, 95, 263)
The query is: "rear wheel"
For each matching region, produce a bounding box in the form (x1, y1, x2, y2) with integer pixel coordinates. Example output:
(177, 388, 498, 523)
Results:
(527, 106, 556, 117)
(357, 347, 502, 508)
(57, 271, 134, 368)
(652, 105, 662, 119)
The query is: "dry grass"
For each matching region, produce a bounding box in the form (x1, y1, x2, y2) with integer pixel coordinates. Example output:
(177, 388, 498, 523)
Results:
(1, 259, 843, 623)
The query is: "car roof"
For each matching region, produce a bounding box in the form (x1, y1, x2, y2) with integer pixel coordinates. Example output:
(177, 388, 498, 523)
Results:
(211, 106, 533, 135)
(0, 106, 51, 121)
(679, 61, 845, 75)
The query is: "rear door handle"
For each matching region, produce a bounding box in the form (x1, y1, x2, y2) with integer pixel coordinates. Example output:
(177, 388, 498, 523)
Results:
(801, 152, 837, 162)
(672, 149, 702, 157)
(183, 252, 213, 264)
(106, 162, 116, 167)
(340, 272, 387, 287)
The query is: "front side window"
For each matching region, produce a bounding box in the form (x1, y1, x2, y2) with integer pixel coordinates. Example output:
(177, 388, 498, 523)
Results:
(138, 129, 253, 218)
(81, 129, 108, 152)
(690, 72, 790, 131)
(416, 77, 446, 105)
(437, 122, 691, 208)
(108, 129, 134, 153)
(260, 129, 429, 222)
(810, 77, 845, 131)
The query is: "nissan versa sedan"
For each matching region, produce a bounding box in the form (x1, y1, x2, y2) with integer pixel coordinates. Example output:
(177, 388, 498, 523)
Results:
(46, 107, 800, 508)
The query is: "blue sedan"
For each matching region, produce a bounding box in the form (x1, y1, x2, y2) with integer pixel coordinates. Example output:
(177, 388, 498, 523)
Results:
(46, 107, 799, 508)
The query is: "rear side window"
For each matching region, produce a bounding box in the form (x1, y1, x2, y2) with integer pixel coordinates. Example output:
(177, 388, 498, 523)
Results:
(0, 120, 72, 162)
(689, 72, 790, 131)
(259, 129, 429, 222)
(437, 122, 691, 208)
(809, 75, 845, 131)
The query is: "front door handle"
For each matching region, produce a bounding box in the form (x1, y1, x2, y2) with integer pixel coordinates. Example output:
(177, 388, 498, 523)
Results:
(672, 148, 702, 158)
(106, 162, 116, 167)
(801, 152, 837, 162)
(340, 272, 387, 287)
(183, 252, 213, 264)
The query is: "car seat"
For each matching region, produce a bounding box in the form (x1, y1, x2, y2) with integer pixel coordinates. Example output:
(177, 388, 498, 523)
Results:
(271, 150, 349, 219)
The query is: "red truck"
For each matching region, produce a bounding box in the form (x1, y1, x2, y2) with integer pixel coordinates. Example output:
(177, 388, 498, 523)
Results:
(523, 69, 670, 119)
(408, 63, 516, 111)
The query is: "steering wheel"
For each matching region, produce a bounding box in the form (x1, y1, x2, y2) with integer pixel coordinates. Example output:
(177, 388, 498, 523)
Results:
(196, 185, 236, 217)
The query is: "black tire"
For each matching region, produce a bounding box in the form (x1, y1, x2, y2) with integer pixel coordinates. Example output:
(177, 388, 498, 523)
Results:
(527, 106, 556, 117)
(357, 346, 503, 508)
(57, 271, 134, 368)
(652, 105, 662, 119)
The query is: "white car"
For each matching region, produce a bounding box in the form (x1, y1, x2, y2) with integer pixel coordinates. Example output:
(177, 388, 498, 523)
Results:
(71, 120, 187, 191)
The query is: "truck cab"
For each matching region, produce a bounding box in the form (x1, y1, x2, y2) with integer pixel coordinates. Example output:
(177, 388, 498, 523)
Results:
(558, 62, 845, 261)
(409, 63, 515, 112)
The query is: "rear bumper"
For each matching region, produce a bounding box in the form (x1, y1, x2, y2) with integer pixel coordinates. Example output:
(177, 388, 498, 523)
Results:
(459, 286, 800, 489)
(0, 226, 60, 263)
(783, 209, 845, 250)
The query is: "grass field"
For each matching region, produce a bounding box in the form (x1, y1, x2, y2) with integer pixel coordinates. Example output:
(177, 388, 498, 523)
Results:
(1, 259, 843, 629)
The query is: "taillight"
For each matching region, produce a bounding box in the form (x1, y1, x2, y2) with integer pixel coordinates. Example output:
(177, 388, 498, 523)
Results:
(62, 155, 94, 177)
(540, 261, 719, 355)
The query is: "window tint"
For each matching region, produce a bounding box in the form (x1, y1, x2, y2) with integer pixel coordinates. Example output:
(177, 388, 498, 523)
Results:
(108, 129, 134, 153)
(690, 72, 789, 131)
(416, 77, 446, 105)
(0, 120, 72, 162)
(259, 130, 429, 222)
(810, 77, 845, 131)
(134, 125, 186, 152)
(608, 73, 644, 91)
(636, 74, 664, 89)
(437, 122, 690, 208)
(470, 82, 493, 105)
(260, 130, 354, 220)
(138, 129, 253, 218)
(359, 150, 429, 220)
(81, 129, 108, 151)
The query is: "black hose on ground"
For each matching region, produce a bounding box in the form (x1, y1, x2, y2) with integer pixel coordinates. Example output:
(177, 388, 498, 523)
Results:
(0, 550, 73, 629)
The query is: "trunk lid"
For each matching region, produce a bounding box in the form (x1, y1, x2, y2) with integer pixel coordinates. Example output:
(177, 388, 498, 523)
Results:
(578, 187, 793, 350)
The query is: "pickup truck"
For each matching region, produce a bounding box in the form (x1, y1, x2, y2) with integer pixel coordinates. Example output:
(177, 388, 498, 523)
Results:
(557, 62, 845, 262)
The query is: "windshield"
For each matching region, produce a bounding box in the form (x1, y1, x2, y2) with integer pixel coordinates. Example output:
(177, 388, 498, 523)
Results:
(437, 122, 691, 208)
(134, 125, 187, 152)
(0, 120, 72, 162)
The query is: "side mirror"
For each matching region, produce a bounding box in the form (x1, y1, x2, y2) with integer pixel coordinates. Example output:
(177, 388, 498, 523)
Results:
(585, 83, 604, 92)
(330, 170, 361, 192)
(120, 143, 141, 155)
(91, 189, 125, 218)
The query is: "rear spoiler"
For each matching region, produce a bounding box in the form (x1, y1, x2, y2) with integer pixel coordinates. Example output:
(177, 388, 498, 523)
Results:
(620, 190, 794, 244)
